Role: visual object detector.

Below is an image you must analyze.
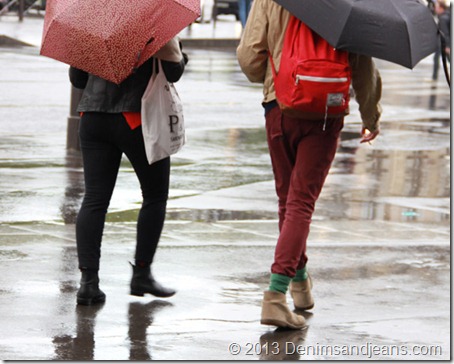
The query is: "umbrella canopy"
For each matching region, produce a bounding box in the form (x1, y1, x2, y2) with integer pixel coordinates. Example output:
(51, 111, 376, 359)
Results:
(40, 0, 200, 84)
(273, 0, 439, 69)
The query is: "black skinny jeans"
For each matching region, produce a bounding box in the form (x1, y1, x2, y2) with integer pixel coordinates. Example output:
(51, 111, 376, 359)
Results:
(76, 112, 170, 270)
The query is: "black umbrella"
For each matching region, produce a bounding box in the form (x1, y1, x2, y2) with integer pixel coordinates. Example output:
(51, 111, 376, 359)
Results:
(273, 0, 439, 69)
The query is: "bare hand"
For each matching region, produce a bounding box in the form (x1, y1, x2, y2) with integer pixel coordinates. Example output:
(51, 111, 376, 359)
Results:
(360, 127, 380, 144)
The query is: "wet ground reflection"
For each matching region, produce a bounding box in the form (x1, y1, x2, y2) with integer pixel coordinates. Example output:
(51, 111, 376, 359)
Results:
(60, 152, 84, 224)
(259, 326, 309, 360)
(52, 300, 173, 360)
(53, 304, 104, 360)
(59, 118, 450, 225)
(128, 301, 174, 360)
(55, 51, 449, 226)
(166, 209, 276, 222)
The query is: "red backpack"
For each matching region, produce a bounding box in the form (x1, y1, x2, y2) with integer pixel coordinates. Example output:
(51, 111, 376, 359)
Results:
(270, 15, 351, 122)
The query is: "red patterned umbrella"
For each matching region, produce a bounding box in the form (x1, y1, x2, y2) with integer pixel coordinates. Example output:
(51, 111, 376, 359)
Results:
(40, 0, 199, 84)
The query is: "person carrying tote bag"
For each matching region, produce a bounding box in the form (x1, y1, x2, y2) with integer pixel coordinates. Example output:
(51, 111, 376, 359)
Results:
(68, 37, 188, 306)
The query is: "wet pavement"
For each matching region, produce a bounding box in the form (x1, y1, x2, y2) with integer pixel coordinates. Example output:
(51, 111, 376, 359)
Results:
(0, 13, 451, 361)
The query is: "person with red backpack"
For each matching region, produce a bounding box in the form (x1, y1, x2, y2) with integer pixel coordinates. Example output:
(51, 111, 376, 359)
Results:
(237, 0, 382, 329)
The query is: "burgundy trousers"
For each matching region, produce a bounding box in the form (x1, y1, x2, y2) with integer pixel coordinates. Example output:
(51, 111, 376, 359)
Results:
(265, 106, 344, 277)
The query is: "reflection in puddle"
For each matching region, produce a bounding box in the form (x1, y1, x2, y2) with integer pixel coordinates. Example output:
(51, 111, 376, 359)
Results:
(60, 152, 84, 224)
(53, 304, 105, 360)
(56, 54, 449, 226)
(259, 327, 309, 360)
(166, 209, 276, 222)
(106, 208, 276, 222)
(332, 127, 450, 223)
(128, 300, 174, 360)
(52, 300, 173, 360)
(61, 122, 449, 225)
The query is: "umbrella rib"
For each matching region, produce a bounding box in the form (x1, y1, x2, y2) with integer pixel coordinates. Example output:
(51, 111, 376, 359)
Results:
(389, 1, 412, 68)
(174, 0, 200, 16)
(323, 0, 355, 50)
(336, 5, 354, 49)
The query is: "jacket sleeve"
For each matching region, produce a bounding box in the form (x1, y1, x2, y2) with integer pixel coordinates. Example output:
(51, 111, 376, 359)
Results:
(162, 57, 186, 83)
(237, 0, 269, 83)
(69, 66, 88, 89)
(349, 54, 382, 133)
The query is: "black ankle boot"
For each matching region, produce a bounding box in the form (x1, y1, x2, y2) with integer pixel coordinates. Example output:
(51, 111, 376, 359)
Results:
(77, 269, 106, 305)
(130, 263, 176, 298)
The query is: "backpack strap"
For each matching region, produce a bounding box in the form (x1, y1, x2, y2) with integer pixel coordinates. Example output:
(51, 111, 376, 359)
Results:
(268, 50, 278, 79)
(268, 15, 297, 80)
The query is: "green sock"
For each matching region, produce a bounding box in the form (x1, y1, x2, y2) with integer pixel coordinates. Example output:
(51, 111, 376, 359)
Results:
(269, 273, 292, 294)
(292, 267, 308, 282)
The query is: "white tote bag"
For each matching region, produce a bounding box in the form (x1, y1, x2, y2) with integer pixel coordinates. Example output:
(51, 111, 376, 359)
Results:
(141, 59, 185, 164)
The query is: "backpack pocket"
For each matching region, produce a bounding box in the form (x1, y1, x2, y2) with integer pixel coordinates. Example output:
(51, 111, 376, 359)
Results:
(292, 60, 351, 115)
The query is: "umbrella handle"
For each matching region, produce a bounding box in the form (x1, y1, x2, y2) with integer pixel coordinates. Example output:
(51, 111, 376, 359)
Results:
(439, 31, 450, 87)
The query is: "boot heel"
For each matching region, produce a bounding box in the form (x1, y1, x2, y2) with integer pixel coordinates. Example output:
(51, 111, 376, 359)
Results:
(130, 263, 176, 298)
(77, 297, 90, 305)
(77, 294, 106, 306)
(77, 297, 94, 305)
(130, 289, 144, 297)
(261, 290, 306, 329)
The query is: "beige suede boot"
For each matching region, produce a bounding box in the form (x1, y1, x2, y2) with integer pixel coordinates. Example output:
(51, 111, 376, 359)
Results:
(261, 290, 306, 329)
(290, 275, 314, 310)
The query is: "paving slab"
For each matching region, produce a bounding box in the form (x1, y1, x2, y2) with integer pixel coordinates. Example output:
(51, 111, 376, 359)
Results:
(0, 221, 450, 360)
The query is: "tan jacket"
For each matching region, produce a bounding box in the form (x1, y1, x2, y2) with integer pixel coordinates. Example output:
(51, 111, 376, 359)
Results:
(237, 0, 382, 132)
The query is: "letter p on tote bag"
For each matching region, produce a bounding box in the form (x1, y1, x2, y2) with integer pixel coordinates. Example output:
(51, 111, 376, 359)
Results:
(141, 59, 185, 164)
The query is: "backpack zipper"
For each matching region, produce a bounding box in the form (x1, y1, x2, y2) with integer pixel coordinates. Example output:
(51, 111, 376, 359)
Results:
(295, 75, 348, 85)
